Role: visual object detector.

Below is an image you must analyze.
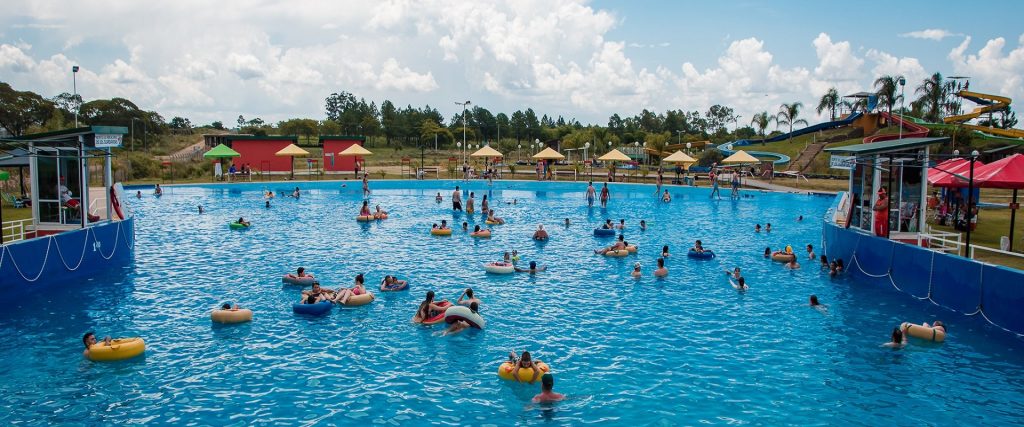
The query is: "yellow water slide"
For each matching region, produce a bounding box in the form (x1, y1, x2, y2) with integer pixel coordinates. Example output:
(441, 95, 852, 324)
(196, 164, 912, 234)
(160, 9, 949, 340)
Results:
(945, 90, 1024, 138)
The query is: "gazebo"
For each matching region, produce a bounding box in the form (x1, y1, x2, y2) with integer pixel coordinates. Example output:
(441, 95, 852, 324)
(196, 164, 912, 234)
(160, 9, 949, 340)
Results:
(933, 153, 1024, 251)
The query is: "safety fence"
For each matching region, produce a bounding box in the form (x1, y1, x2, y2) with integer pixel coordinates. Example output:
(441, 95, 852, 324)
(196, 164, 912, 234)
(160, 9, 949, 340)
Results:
(823, 219, 1024, 336)
(0, 218, 134, 294)
(1, 218, 33, 243)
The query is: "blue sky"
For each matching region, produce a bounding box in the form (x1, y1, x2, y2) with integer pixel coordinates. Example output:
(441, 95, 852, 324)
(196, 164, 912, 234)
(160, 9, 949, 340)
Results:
(2, 0, 1023, 127)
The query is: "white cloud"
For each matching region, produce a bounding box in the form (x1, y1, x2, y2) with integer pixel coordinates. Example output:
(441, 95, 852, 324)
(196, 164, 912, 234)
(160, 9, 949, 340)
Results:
(226, 53, 264, 80)
(0, 44, 36, 72)
(948, 35, 1024, 102)
(374, 58, 438, 92)
(900, 29, 960, 41)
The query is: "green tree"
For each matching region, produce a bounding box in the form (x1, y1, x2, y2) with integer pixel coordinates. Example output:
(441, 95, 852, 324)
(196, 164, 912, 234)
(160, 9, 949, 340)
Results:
(278, 118, 319, 143)
(873, 75, 904, 115)
(914, 72, 946, 123)
(817, 87, 840, 121)
(319, 120, 342, 135)
(169, 116, 192, 130)
(645, 131, 671, 162)
(0, 82, 55, 136)
(750, 111, 773, 144)
(775, 102, 808, 143)
(210, 121, 224, 130)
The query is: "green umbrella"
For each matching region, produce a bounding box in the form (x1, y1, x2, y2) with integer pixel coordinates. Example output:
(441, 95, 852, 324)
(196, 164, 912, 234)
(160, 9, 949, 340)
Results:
(203, 143, 241, 158)
(0, 171, 9, 181)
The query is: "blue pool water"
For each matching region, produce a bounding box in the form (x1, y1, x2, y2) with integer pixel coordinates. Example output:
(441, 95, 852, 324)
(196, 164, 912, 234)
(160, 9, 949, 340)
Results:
(2, 179, 1024, 425)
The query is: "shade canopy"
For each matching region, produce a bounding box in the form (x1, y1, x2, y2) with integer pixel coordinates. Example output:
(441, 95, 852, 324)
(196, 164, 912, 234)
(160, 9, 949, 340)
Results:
(338, 144, 373, 157)
(532, 147, 565, 160)
(970, 154, 1024, 189)
(930, 158, 986, 188)
(203, 143, 240, 159)
(721, 150, 760, 164)
(275, 144, 310, 157)
(598, 149, 631, 162)
(662, 150, 696, 164)
(471, 145, 503, 157)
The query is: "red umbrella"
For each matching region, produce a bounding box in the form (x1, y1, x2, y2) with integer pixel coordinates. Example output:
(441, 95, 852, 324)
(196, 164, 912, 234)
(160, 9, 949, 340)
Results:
(972, 153, 1024, 251)
(930, 158, 985, 188)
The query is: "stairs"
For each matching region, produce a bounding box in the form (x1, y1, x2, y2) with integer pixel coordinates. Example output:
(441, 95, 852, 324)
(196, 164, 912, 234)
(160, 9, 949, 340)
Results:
(787, 141, 828, 173)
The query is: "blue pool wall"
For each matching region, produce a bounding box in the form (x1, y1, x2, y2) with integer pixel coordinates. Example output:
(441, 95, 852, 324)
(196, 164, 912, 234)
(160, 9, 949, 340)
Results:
(822, 193, 1024, 335)
(0, 218, 135, 296)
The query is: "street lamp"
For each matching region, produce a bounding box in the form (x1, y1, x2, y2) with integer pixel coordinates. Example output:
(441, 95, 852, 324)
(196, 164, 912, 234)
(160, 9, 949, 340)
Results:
(517, 144, 522, 162)
(675, 130, 683, 146)
(72, 65, 80, 127)
(964, 149, 980, 258)
(898, 77, 907, 139)
(585, 142, 592, 177)
(455, 100, 471, 163)
(535, 138, 541, 154)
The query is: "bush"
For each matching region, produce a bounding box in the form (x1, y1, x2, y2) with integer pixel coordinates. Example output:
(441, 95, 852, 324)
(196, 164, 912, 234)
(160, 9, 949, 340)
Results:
(125, 152, 161, 179)
(697, 149, 724, 167)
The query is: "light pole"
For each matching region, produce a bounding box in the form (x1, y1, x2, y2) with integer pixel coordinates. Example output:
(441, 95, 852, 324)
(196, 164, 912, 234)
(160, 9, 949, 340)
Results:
(676, 130, 683, 146)
(455, 100, 471, 163)
(898, 77, 906, 139)
(964, 149, 979, 258)
(130, 117, 139, 151)
(72, 65, 79, 127)
(517, 144, 522, 162)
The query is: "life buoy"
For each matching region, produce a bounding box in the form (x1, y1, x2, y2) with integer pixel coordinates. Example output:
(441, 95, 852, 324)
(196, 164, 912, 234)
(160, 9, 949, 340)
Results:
(110, 185, 125, 220)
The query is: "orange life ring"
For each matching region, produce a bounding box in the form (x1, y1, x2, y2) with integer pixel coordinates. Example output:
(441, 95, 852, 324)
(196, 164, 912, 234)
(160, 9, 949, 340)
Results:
(110, 185, 125, 220)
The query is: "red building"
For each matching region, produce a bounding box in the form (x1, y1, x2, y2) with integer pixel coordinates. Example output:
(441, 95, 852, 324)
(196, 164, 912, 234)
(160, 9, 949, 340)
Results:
(225, 136, 298, 173)
(320, 136, 367, 172)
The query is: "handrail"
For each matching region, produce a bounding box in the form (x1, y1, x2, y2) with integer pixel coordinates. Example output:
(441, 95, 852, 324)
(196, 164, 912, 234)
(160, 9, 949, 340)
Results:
(2, 218, 34, 244)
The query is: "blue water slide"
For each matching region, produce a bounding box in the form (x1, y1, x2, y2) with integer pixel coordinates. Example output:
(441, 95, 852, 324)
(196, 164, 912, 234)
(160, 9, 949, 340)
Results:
(717, 111, 863, 165)
(960, 94, 993, 106)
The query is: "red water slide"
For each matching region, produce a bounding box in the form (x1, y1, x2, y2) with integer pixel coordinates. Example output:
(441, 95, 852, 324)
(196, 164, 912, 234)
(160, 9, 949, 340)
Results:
(862, 112, 930, 143)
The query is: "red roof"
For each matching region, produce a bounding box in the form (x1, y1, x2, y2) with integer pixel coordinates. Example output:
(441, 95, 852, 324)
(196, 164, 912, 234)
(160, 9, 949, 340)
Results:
(928, 158, 981, 187)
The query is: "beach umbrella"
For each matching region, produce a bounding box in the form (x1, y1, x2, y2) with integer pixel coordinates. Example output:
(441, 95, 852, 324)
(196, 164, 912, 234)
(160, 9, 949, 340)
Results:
(202, 143, 240, 179)
(662, 150, 697, 181)
(0, 170, 9, 181)
(338, 144, 374, 178)
(721, 150, 760, 165)
(532, 147, 565, 180)
(598, 149, 631, 162)
(471, 145, 504, 171)
(275, 144, 309, 179)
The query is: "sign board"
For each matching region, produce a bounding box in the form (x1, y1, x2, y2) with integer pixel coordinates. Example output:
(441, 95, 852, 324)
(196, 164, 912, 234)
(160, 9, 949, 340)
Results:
(830, 155, 855, 170)
(94, 134, 123, 148)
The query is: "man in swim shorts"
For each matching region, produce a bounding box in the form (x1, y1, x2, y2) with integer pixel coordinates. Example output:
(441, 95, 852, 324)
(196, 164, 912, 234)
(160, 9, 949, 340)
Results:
(452, 186, 463, 211)
(586, 181, 596, 207)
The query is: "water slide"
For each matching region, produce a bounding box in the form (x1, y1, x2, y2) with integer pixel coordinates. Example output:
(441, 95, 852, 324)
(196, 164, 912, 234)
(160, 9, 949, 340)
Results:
(717, 112, 864, 165)
(944, 90, 1024, 139)
(862, 112, 929, 144)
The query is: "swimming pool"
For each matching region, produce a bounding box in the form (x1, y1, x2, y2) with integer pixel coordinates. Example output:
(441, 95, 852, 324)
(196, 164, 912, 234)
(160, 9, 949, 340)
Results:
(2, 179, 1023, 425)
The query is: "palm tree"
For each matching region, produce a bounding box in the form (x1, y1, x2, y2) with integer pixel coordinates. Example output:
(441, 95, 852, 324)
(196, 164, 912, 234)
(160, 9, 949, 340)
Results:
(915, 72, 946, 122)
(750, 112, 773, 145)
(776, 102, 809, 143)
(873, 75, 904, 115)
(817, 88, 840, 121)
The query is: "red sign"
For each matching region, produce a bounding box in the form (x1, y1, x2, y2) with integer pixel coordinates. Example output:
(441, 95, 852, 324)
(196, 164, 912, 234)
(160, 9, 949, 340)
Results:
(401, 157, 411, 164)
(1011, 203, 1019, 210)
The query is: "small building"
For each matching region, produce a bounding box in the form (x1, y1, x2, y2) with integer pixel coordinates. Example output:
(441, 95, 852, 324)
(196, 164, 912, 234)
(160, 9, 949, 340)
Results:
(1, 126, 135, 292)
(224, 135, 298, 173)
(320, 135, 366, 173)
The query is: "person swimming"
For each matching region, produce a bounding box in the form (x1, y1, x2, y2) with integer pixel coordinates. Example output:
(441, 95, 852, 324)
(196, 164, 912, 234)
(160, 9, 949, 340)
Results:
(415, 291, 448, 323)
(564, 218, 570, 227)
(654, 257, 668, 277)
(640, 220, 647, 231)
(436, 192, 443, 203)
(725, 267, 741, 280)
(730, 277, 748, 290)
(595, 235, 627, 254)
(616, 219, 626, 230)
(755, 224, 761, 232)
(509, 351, 545, 384)
(806, 244, 816, 260)
(662, 245, 670, 257)
(487, 209, 505, 224)
(692, 240, 706, 253)
(763, 247, 771, 258)
(532, 373, 566, 403)
(237, 217, 250, 226)
(662, 190, 671, 202)
(515, 261, 547, 273)
(380, 275, 408, 291)
(532, 224, 549, 240)
(884, 327, 907, 348)
(458, 288, 481, 306)
(785, 258, 801, 270)
(198, 205, 204, 214)
(601, 219, 613, 229)
(374, 205, 388, 219)
(631, 262, 642, 278)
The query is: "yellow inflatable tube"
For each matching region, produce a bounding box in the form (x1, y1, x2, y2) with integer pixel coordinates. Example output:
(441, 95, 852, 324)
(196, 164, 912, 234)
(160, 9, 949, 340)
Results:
(86, 337, 146, 362)
(604, 249, 629, 257)
(625, 245, 638, 253)
(497, 361, 551, 382)
(901, 322, 946, 343)
(431, 228, 452, 236)
(485, 219, 502, 225)
(471, 230, 491, 238)
(340, 292, 375, 306)
(211, 308, 253, 324)
(355, 215, 375, 222)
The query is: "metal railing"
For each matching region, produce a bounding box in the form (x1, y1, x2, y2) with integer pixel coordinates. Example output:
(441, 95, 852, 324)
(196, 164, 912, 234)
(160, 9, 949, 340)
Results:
(919, 226, 962, 254)
(1, 218, 34, 243)
(967, 243, 1024, 262)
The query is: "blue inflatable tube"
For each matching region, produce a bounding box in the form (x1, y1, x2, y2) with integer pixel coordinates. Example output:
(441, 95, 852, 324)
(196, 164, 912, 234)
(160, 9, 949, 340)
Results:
(687, 249, 715, 259)
(292, 301, 333, 315)
(594, 228, 616, 237)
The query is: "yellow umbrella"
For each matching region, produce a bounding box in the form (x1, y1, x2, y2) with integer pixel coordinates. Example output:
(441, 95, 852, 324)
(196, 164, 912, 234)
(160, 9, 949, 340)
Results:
(722, 150, 760, 164)
(598, 149, 631, 162)
(532, 147, 565, 160)
(470, 145, 503, 158)
(275, 144, 310, 179)
(662, 150, 696, 164)
(338, 144, 374, 177)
